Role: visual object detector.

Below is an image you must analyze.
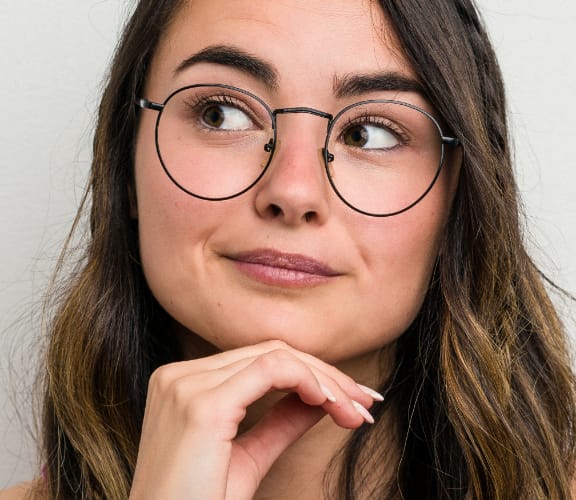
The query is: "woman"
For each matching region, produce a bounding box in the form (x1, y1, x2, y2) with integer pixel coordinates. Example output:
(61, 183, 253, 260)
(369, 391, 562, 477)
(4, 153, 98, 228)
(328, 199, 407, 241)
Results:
(2, 0, 575, 498)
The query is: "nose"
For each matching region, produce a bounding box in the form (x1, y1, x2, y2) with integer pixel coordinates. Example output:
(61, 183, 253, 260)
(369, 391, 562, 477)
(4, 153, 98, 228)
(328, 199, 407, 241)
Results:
(253, 113, 332, 226)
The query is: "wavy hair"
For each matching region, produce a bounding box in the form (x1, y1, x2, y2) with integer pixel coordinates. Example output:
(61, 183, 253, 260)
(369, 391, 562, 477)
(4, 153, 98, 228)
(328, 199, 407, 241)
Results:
(37, 0, 576, 498)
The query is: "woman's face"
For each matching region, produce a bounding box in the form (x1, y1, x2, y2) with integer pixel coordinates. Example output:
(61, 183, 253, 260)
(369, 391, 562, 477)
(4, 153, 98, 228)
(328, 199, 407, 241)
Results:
(134, 0, 460, 363)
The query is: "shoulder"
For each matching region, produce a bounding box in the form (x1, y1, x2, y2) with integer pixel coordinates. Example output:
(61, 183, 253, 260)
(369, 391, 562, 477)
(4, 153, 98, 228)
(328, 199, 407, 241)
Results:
(0, 482, 35, 499)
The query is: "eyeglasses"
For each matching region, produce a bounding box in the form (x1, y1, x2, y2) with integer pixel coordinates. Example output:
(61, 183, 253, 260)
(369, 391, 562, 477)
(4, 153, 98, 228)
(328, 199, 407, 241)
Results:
(136, 84, 459, 217)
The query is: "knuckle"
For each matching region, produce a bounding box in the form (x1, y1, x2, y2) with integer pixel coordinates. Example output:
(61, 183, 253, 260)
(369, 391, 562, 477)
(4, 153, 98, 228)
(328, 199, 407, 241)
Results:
(255, 350, 312, 385)
(170, 377, 192, 408)
(183, 391, 242, 432)
(148, 364, 175, 393)
(264, 339, 290, 351)
(181, 390, 212, 422)
(340, 373, 358, 390)
(254, 351, 279, 373)
(320, 364, 357, 392)
(149, 368, 197, 411)
(146, 366, 241, 431)
(166, 380, 214, 426)
(259, 349, 296, 370)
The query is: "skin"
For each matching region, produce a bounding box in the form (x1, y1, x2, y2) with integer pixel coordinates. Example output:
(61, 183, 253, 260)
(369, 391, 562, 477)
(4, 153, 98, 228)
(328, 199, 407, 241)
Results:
(0, 1, 459, 498)
(128, 1, 460, 498)
(135, 0, 458, 368)
(0, 485, 30, 500)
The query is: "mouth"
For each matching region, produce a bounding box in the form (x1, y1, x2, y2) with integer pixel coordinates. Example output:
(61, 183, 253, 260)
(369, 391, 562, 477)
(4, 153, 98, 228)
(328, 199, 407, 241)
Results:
(225, 249, 342, 287)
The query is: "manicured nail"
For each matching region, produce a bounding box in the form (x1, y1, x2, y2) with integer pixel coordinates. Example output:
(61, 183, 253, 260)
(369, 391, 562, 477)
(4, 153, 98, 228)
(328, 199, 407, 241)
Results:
(357, 384, 384, 401)
(352, 400, 375, 424)
(321, 384, 337, 403)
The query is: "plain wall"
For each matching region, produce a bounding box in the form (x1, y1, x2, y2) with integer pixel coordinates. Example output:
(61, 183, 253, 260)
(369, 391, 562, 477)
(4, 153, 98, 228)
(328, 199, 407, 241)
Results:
(1, 0, 575, 487)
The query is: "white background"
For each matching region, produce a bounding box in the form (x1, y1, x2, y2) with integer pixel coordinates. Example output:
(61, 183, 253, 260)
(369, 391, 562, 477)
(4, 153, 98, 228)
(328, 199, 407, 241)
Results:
(1, 0, 575, 487)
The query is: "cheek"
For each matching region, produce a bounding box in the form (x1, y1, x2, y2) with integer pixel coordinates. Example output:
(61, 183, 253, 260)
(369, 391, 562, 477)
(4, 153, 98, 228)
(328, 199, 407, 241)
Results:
(354, 174, 453, 325)
(133, 121, 215, 304)
(135, 125, 184, 259)
(360, 221, 437, 318)
(134, 111, 222, 244)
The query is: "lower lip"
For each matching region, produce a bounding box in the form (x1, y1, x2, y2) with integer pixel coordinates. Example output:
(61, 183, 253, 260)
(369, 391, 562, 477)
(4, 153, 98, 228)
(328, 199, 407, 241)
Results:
(231, 260, 337, 288)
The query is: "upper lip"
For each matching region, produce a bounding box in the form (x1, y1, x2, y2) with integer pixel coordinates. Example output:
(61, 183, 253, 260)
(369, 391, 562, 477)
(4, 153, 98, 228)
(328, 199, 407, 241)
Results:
(227, 249, 341, 276)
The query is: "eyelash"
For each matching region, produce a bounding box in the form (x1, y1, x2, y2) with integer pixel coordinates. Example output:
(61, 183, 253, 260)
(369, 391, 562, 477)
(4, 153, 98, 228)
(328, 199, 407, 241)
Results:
(340, 114, 410, 145)
(180, 93, 414, 147)
(184, 94, 260, 127)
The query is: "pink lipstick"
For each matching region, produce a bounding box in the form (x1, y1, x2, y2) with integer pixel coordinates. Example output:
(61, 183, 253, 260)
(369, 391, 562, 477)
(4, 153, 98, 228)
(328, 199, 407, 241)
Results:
(226, 249, 341, 287)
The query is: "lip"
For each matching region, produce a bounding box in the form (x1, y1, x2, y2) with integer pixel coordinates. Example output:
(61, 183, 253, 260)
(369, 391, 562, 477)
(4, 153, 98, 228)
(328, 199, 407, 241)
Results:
(225, 249, 342, 287)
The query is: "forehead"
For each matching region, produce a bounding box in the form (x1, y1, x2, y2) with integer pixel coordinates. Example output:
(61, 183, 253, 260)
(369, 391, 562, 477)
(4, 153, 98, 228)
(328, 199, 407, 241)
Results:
(147, 0, 416, 99)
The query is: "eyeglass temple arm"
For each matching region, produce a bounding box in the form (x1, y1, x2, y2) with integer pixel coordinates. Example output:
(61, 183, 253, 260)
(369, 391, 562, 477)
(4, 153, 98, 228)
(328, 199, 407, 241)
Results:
(442, 136, 460, 147)
(136, 98, 164, 112)
(324, 135, 459, 164)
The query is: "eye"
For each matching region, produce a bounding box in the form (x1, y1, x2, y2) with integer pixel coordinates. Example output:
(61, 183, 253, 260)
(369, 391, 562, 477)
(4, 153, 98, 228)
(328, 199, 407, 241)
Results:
(201, 104, 254, 130)
(342, 123, 399, 150)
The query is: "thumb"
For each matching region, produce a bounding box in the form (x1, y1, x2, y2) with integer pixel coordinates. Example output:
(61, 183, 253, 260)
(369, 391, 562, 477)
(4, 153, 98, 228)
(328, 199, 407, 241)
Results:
(227, 394, 326, 498)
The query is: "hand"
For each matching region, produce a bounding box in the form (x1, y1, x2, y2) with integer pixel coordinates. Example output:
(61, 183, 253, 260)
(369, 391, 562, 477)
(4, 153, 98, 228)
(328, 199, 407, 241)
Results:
(129, 340, 381, 500)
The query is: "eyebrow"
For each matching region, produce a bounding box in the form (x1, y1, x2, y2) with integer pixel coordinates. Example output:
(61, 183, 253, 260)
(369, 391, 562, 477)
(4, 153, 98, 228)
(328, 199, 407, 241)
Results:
(174, 44, 425, 99)
(174, 45, 280, 90)
(333, 72, 425, 99)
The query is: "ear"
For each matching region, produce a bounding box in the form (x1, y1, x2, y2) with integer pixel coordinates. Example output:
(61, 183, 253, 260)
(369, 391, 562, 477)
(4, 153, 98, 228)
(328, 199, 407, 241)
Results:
(128, 183, 138, 219)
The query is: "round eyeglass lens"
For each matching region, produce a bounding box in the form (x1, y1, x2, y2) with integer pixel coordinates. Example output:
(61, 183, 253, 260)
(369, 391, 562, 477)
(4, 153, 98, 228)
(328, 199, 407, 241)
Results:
(155, 85, 274, 200)
(325, 101, 445, 216)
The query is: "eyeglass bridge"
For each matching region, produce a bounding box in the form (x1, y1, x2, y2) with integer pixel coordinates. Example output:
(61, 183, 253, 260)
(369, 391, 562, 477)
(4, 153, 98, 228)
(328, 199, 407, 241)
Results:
(263, 107, 336, 162)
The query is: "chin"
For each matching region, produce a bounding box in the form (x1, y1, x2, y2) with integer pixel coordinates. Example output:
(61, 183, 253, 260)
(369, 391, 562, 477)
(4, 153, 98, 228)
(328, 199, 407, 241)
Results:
(188, 319, 398, 366)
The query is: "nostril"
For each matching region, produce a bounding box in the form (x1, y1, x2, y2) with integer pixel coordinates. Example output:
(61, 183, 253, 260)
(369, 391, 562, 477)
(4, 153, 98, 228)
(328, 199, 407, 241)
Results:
(270, 204, 282, 217)
(304, 211, 315, 223)
(267, 204, 316, 223)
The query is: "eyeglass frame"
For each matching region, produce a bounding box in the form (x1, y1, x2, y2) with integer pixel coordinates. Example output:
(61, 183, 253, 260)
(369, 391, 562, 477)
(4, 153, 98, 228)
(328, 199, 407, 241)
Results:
(136, 83, 460, 217)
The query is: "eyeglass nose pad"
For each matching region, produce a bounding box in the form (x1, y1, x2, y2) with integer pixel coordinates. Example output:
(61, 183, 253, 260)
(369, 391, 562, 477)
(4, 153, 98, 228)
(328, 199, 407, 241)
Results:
(262, 134, 332, 177)
(264, 138, 274, 153)
(262, 138, 277, 168)
(321, 147, 335, 178)
(322, 148, 335, 163)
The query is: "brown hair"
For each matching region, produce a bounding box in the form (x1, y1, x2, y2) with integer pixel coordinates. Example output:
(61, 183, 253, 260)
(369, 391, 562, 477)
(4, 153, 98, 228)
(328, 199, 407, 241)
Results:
(38, 0, 576, 498)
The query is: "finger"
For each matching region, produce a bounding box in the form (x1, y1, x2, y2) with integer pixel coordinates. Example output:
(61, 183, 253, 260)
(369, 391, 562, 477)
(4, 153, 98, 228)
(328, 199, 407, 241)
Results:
(157, 340, 381, 407)
(227, 394, 326, 499)
(211, 350, 369, 429)
(217, 340, 381, 407)
(153, 349, 370, 411)
(147, 354, 263, 406)
(149, 350, 378, 439)
(183, 354, 374, 414)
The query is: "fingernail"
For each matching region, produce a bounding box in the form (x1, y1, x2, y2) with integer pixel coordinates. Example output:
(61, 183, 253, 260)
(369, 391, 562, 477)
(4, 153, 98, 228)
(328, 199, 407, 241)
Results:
(352, 400, 375, 424)
(357, 384, 384, 402)
(321, 384, 337, 403)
